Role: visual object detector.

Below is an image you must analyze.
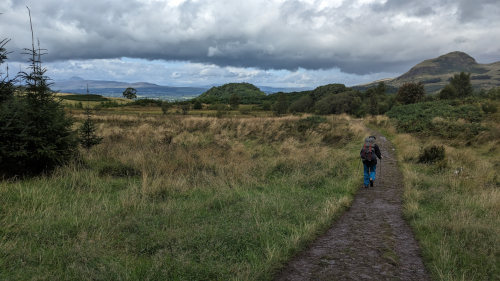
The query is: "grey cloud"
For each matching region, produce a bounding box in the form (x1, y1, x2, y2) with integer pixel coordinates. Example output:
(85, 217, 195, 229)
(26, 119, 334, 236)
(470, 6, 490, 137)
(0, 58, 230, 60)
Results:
(1, 0, 499, 75)
(455, 0, 500, 22)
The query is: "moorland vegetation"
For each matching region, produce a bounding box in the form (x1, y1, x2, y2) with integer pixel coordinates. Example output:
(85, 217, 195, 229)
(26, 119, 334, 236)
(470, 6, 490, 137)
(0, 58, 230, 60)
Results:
(1, 18, 499, 281)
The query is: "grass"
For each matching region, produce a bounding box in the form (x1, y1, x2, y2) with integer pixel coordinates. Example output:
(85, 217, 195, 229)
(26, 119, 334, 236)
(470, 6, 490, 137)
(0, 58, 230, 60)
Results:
(59, 94, 110, 102)
(0, 113, 366, 280)
(56, 94, 131, 109)
(368, 113, 499, 281)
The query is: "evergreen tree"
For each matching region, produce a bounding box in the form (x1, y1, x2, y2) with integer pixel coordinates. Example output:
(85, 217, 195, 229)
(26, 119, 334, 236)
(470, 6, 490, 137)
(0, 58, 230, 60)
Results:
(79, 107, 102, 150)
(439, 72, 473, 100)
(123, 87, 137, 99)
(0, 39, 14, 103)
(449, 72, 473, 98)
(367, 89, 379, 115)
(0, 8, 77, 177)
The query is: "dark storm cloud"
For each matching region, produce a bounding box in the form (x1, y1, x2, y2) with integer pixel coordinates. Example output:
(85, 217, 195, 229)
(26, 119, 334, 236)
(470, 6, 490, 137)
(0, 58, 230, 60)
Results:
(1, 0, 499, 75)
(372, 0, 500, 21)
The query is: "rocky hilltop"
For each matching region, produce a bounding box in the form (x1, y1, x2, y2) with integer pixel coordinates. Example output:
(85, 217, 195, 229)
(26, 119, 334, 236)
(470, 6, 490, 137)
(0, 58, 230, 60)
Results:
(359, 51, 500, 93)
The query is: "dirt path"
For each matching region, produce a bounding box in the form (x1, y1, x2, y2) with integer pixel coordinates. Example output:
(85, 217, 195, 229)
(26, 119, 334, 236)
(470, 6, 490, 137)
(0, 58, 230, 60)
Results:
(275, 131, 430, 281)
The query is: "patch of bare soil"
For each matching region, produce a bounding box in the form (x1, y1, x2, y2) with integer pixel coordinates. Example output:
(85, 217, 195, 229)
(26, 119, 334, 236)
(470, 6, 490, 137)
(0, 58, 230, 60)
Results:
(275, 131, 430, 280)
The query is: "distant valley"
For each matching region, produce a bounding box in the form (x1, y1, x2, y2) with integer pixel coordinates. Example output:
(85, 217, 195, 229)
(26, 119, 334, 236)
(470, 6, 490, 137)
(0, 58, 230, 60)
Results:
(53, 77, 311, 100)
(52, 77, 207, 100)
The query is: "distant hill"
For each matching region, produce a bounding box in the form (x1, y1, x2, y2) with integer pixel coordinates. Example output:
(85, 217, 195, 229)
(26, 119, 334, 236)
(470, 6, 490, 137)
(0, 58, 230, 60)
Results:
(259, 86, 312, 94)
(196, 83, 266, 103)
(52, 77, 207, 100)
(358, 51, 500, 93)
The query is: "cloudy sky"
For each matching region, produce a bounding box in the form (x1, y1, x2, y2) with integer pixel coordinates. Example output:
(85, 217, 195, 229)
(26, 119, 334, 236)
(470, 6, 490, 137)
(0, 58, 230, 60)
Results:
(1, 0, 499, 87)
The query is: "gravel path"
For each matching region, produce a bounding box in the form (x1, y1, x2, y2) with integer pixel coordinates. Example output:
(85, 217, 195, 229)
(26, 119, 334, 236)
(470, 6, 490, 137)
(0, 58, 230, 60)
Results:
(274, 131, 430, 281)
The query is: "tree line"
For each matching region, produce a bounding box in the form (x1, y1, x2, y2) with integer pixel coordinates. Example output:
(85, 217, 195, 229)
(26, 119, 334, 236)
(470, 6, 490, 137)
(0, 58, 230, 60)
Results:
(183, 71, 492, 116)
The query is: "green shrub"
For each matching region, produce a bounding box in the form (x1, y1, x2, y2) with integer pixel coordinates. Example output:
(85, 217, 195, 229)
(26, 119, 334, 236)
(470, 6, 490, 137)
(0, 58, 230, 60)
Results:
(386, 100, 484, 139)
(482, 103, 497, 114)
(396, 82, 425, 104)
(193, 100, 203, 110)
(288, 95, 313, 113)
(418, 145, 445, 163)
(127, 98, 163, 107)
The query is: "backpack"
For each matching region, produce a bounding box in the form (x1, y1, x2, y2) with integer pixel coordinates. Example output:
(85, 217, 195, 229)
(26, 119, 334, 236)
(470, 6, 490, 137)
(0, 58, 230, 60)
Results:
(360, 137, 375, 161)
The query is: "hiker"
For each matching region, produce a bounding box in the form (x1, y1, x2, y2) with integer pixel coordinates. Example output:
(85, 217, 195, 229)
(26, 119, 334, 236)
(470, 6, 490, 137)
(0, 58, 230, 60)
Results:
(360, 136, 382, 188)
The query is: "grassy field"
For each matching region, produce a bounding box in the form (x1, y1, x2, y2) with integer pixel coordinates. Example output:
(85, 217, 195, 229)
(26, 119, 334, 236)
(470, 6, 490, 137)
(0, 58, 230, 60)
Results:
(56, 93, 131, 108)
(0, 113, 366, 280)
(368, 112, 499, 281)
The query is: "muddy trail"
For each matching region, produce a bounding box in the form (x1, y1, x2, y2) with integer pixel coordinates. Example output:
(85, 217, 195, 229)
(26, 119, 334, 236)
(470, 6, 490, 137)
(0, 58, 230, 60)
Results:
(275, 131, 430, 281)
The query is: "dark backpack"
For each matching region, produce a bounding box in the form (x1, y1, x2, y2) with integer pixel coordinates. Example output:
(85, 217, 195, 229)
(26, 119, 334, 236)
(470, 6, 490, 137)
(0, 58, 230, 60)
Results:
(360, 138, 375, 161)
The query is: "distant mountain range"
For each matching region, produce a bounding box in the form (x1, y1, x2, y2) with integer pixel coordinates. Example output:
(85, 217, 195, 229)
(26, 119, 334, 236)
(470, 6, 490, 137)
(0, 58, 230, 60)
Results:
(52, 76, 311, 99)
(52, 77, 207, 100)
(356, 51, 500, 93)
(54, 51, 499, 99)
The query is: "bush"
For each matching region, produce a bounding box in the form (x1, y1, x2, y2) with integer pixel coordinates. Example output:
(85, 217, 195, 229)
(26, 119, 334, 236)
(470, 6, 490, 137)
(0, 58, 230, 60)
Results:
(273, 92, 289, 115)
(193, 100, 203, 110)
(396, 82, 425, 105)
(314, 91, 360, 115)
(128, 98, 163, 107)
(386, 100, 484, 139)
(418, 145, 445, 164)
(289, 95, 313, 113)
(482, 103, 497, 114)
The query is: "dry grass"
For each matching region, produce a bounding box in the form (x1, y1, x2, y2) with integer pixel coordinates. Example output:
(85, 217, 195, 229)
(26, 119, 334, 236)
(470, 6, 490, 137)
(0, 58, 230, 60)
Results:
(392, 129, 500, 281)
(1, 113, 366, 281)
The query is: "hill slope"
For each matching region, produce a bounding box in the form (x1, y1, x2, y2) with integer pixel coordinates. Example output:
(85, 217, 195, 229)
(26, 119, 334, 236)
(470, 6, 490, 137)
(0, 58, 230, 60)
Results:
(359, 51, 500, 93)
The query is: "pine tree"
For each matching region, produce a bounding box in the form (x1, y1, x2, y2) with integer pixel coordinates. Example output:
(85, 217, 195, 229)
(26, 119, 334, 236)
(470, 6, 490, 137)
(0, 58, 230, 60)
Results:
(79, 107, 102, 150)
(0, 7, 77, 177)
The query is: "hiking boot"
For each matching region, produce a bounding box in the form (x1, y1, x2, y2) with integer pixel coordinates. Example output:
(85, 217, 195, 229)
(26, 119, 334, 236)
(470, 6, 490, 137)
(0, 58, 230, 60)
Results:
(364, 185, 368, 189)
(370, 179, 374, 187)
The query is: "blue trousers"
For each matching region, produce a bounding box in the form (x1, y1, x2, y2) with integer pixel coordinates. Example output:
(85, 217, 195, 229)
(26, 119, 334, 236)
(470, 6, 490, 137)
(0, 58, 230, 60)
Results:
(363, 163, 377, 187)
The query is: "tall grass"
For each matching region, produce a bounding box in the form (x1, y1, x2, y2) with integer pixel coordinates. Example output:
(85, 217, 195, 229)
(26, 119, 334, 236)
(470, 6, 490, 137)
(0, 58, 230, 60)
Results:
(369, 115, 499, 281)
(1, 114, 365, 280)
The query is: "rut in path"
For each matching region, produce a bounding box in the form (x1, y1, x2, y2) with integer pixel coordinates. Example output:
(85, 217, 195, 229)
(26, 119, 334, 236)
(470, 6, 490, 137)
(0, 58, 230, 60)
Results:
(275, 131, 430, 281)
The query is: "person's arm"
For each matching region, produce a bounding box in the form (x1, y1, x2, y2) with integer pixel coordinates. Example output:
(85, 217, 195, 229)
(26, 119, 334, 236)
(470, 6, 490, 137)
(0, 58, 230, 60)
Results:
(375, 145, 382, 159)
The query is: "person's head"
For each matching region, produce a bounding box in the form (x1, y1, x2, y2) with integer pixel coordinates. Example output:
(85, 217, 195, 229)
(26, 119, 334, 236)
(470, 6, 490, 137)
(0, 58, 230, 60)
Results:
(365, 135, 376, 143)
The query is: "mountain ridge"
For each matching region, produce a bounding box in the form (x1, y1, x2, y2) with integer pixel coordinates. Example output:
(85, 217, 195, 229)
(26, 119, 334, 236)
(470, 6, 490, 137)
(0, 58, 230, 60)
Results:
(358, 51, 500, 93)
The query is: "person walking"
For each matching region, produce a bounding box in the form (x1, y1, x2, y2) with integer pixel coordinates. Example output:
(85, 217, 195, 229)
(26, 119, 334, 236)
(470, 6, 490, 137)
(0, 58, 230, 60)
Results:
(360, 136, 382, 188)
